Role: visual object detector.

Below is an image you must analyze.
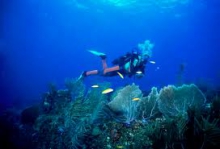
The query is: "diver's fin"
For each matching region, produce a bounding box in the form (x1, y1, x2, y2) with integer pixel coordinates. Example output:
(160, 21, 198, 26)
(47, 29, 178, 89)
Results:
(88, 49, 106, 59)
(88, 50, 106, 57)
(76, 71, 87, 82)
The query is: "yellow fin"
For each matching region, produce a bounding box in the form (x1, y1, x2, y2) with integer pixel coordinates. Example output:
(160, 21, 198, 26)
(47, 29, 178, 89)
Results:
(117, 72, 124, 79)
(132, 97, 140, 101)
(102, 88, 114, 94)
(91, 85, 99, 88)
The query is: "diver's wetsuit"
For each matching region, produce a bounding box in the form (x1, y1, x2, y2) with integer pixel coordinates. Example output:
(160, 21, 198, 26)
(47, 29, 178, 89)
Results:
(105, 51, 148, 77)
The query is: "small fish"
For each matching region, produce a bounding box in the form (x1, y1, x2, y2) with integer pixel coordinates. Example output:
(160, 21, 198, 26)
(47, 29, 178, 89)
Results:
(117, 72, 124, 79)
(205, 103, 211, 108)
(91, 85, 99, 88)
(102, 88, 114, 94)
(149, 60, 156, 64)
(155, 66, 160, 71)
(136, 71, 142, 74)
(43, 101, 50, 106)
(116, 146, 124, 149)
(132, 97, 140, 101)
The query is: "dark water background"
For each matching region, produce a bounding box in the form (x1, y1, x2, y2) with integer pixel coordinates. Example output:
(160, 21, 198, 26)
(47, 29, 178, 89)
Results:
(0, 0, 219, 111)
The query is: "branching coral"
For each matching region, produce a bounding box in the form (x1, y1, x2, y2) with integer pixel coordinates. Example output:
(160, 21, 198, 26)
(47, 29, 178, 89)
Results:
(34, 80, 112, 149)
(65, 78, 86, 100)
(194, 116, 220, 148)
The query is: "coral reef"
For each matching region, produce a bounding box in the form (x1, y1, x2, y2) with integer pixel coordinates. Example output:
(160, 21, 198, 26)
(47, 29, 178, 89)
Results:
(1, 81, 220, 149)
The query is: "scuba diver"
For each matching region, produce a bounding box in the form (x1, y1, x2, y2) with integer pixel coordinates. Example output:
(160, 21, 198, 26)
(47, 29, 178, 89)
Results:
(78, 40, 154, 80)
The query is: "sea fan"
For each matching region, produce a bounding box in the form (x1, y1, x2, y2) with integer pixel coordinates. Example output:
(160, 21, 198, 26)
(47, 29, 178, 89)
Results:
(107, 84, 142, 124)
(158, 84, 206, 119)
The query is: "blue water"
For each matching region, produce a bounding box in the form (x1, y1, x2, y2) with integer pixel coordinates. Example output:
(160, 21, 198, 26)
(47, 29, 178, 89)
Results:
(0, 0, 219, 111)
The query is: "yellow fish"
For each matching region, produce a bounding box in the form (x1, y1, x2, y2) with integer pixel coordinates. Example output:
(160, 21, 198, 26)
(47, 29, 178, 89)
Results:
(102, 88, 114, 94)
(117, 72, 124, 79)
(116, 146, 124, 149)
(91, 85, 99, 88)
(132, 97, 140, 101)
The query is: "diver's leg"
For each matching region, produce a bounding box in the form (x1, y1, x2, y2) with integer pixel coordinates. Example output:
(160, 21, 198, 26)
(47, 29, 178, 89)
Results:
(103, 66, 120, 74)
(86, 70, 99, 76)
(77, 70, 98, 81)
(101, 58, 108, 69)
